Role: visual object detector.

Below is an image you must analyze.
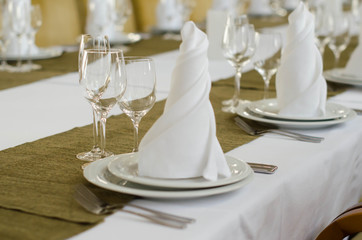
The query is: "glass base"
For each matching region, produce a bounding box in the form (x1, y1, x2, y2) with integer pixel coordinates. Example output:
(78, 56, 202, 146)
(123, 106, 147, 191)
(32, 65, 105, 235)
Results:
(76, 149, 113, 162)
(222, 98, 250, 113)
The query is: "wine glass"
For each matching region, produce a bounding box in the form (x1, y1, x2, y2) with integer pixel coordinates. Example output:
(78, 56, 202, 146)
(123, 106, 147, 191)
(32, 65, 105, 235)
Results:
(328, 13, 352, 68)
(0, 1, 11, 72)
(117, 57, 156, 152)
(177, 0, 196, 23)
(24, 4, 42, 71)
(269, 0, 287, 17)
(7, 0, 30, 72)
(310, 2, 333, 57)
(80, 49, 127, 159)
(222, 15, 256, 113)
(254, 32, 282, 99)
(113, 0, 132, 34)
(77, 34, 110, 161)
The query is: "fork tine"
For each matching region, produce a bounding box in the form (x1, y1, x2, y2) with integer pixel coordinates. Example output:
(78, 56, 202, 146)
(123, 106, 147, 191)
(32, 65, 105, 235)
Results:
(234, 117, 256, 135)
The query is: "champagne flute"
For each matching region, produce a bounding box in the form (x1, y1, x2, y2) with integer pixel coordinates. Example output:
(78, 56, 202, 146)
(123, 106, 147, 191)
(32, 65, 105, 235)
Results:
(24, 4, 42, 71)
(77, 34, 110, 161)
(80, 49, 127, 159)
(222, 15, 256, 113)
(254, 32, 282, 99)
(7, 0, 29, 72)
(328, 13, 352, 68)
(118, 57, 156, 152)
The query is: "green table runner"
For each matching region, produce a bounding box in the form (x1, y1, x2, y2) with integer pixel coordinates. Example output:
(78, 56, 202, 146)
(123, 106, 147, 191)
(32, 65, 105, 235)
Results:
(0, 17, 357, 239)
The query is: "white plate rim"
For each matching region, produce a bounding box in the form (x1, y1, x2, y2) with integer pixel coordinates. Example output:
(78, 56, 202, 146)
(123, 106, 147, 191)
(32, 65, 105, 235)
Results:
(83, 157, 254, 199)
(236, 103, 356, 129)
(111, 33, 142, 45)
(107, 154, 252, 189)
(4, 47, 63, 61)
(247, 99, 351, 121)
(324, 69, 362, 86)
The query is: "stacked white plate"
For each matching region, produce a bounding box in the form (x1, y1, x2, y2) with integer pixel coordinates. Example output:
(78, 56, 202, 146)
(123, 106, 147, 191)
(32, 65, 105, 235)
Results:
(83, 153, 254, 199)
(324, 68, 362, 86)
(4, 46, 63, 61)
(236, 98, 357, 129)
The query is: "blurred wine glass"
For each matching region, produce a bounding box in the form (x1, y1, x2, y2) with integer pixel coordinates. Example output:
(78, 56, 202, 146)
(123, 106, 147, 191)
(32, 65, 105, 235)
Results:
(269, 0, 288, 17)
(23, 4, 42, 71)
(80, 49, 127, 159)
(177, 0, 196, 23)
(113, 0, 132, 34)
(309, 2, 333, 57)
(118, 57, 156, 152)
(222, 15, 256, 113)
(254, 32, 282, 99)
(77, 34, 110, 161)
(0, 0, 11, 71)
(328, 13, 352, 68)
(7, 0, 30, 72)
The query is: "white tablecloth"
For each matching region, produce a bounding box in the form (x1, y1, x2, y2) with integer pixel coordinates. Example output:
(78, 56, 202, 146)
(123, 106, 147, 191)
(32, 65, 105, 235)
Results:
(1, 50, 362, 240)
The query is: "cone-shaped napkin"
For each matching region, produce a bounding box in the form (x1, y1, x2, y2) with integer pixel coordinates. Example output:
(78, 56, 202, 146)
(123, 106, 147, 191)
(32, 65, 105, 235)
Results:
(344, 25, 362, 78)
(138, 21, 231, 181)
(276, 2, 327, 117)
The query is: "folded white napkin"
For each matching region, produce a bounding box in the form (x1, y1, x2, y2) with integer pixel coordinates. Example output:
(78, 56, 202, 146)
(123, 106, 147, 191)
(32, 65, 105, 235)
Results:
(276, 2, 327, 117)
(284, 0, 299, 10)
(138, 21, 231, 181)
(344, 25, 362, 78)
(248, 0, 273, 16)
(86, 0, 113, 37)
(156, 0, 183, 31)
(325, 0, 343, 16)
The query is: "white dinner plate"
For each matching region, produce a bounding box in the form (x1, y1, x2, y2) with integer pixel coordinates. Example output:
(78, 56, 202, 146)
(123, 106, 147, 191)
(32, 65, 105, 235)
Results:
(83, 157, 254, 199)
(110, 33, 142, 45)
(247, 99, 351, 121)
(4, 47, 63, 61)
(107, 153, 252, 189)
(236, 103, 357, 129)
(324, 68, 362, 86)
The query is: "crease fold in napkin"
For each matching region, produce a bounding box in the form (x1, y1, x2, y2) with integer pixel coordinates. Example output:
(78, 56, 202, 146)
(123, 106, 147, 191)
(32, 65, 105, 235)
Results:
(344, 25, 362, 78)
(138, 21, 231, 181)
(276, 2, 327, 117)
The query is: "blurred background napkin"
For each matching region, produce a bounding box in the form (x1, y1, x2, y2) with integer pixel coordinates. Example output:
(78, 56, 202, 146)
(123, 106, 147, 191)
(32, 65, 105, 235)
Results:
(155, 0, 183, 31)
(344, 25, 362, 78)
(276, 2, 327, 117)
(138, 21, 231, 181)
(248, 0, 273, 16)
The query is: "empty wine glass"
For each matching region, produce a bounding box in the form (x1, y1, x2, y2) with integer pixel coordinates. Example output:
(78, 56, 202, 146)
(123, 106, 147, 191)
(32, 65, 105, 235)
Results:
(24, 4, 42, 71)
(80, 49, 127, 159)
(310, 2, 333, 57)
(7, 0, 30, 72)
(0, 1, 11, 72)
(222, 15, 256, 113)
(77, 34, 110, 161)
(113, 0, 132, 34)
(177, 0, 196, 23)
(269, 0, 287, 17)
(118, 57, 156, 152)
(328, 13, 352, 68)
(254, 32, 282, 99)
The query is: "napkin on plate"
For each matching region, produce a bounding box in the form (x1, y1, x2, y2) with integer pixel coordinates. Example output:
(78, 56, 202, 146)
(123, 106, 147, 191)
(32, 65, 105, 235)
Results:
(344, 25, 362, 78)
(276, 2, 327, 117)
(138, 21, 231, 181)
(156, 0, 183, 32)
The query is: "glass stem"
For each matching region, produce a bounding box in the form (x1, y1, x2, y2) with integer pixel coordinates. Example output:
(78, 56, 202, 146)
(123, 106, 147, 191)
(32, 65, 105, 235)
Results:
(132, 117, 141, 152)
(263, 75, 271, 99)
(100, 111, 108, 156)
(233, 67, 242, 107)
(334, 51, 341, 68)
(91, 109, 101, 153)
(16, 36, 22, 69)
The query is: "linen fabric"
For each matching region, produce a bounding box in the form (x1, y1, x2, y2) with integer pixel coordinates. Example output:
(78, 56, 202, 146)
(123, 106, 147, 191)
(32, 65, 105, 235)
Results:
(138, 21, 231, 181)
(344, 25, 362, 77)
(276, 2, 327, 117)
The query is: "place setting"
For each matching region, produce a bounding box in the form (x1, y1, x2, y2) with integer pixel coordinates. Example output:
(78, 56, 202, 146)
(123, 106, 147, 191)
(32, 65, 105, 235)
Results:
(0, 0, 63, 72)
(234, 3, 357, 130)
(78, 22, 255, 201)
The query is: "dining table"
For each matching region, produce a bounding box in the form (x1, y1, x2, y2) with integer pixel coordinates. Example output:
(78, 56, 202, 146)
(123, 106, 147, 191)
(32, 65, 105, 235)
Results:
(1, 15, 362, 240)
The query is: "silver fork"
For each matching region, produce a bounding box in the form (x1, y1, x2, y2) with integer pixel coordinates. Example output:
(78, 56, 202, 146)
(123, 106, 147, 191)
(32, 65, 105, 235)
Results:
(234, 116, 324, 143)
(74, 184, 195, 229)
